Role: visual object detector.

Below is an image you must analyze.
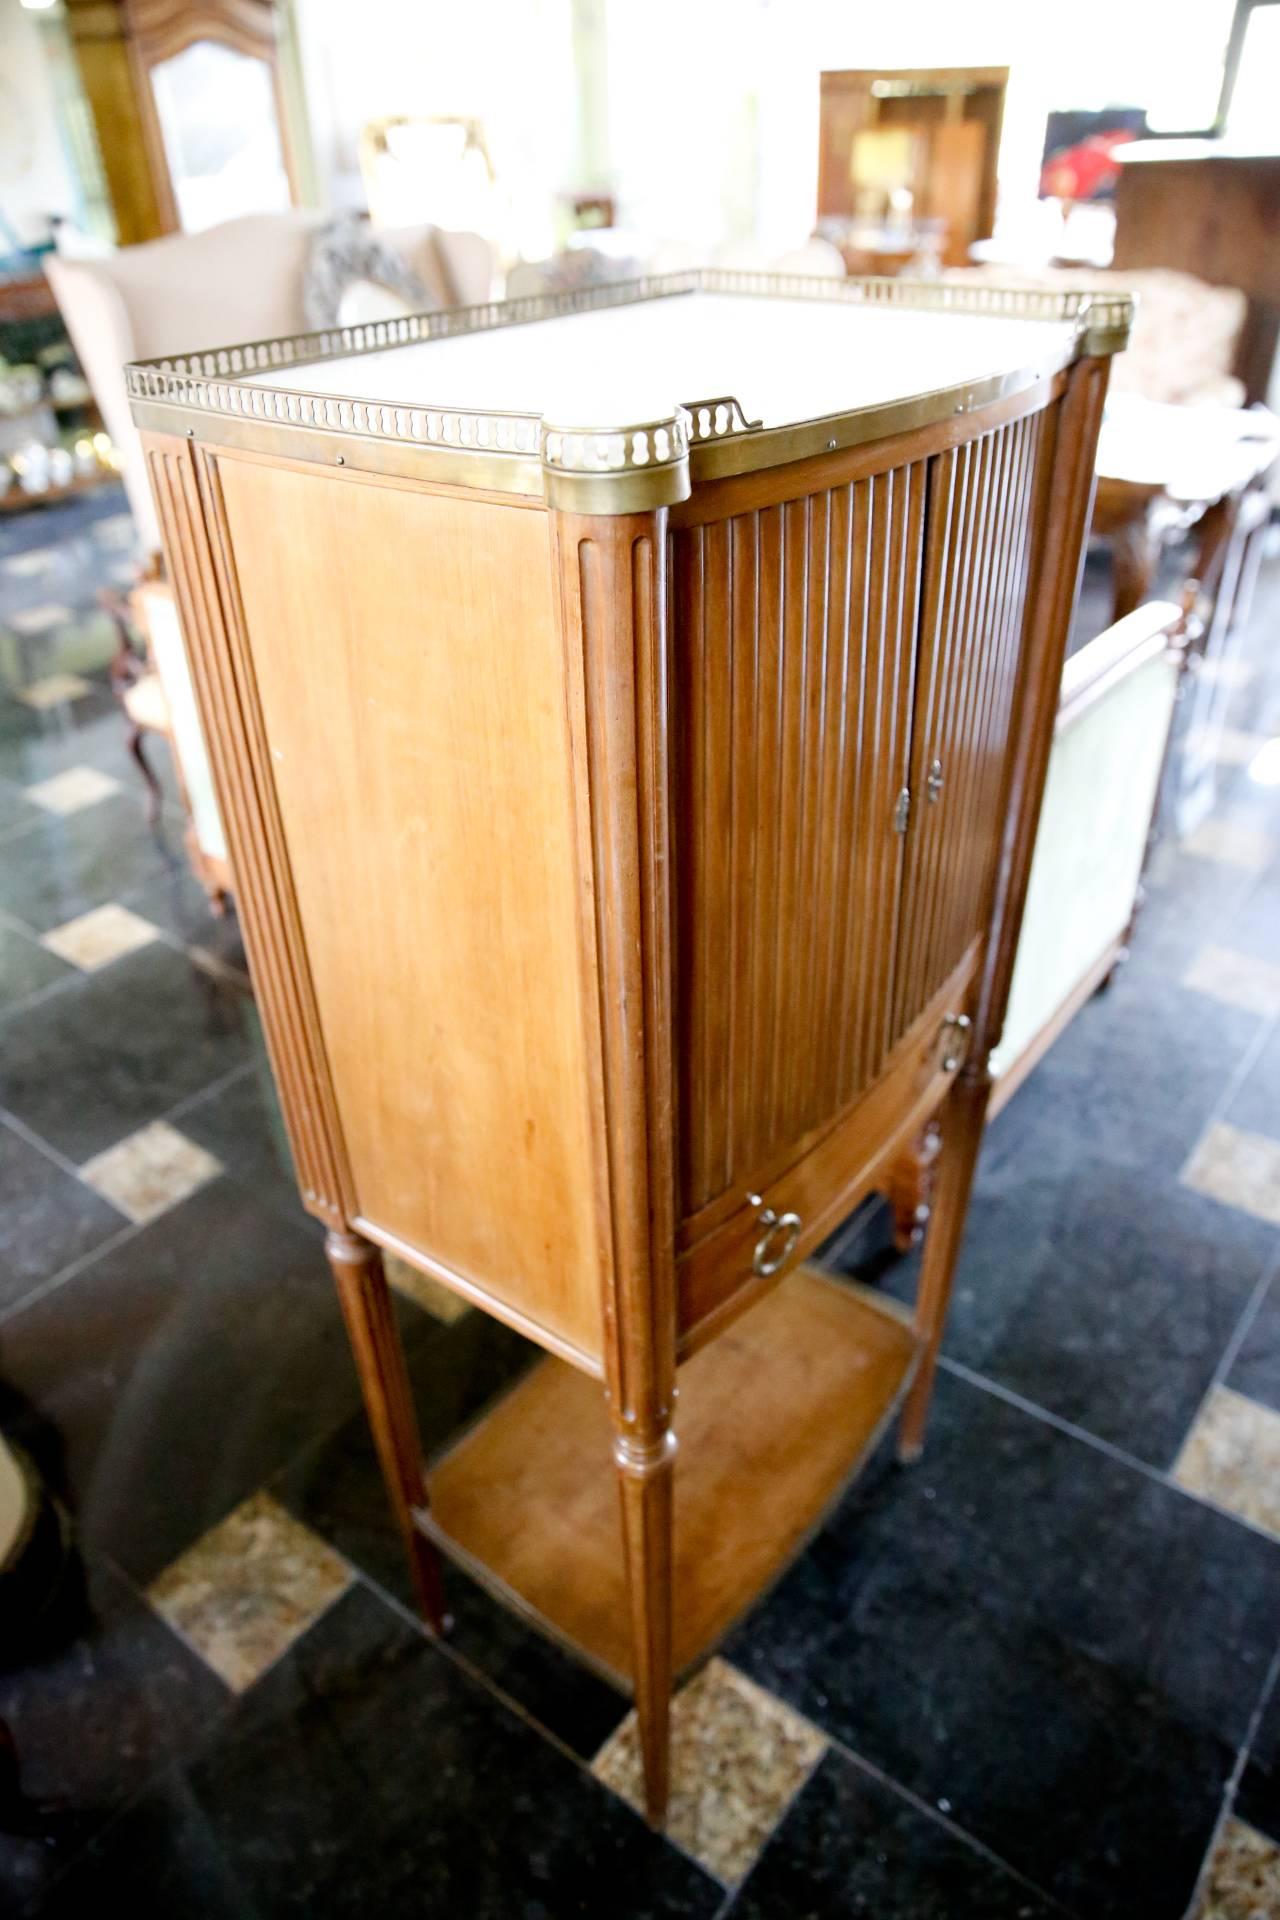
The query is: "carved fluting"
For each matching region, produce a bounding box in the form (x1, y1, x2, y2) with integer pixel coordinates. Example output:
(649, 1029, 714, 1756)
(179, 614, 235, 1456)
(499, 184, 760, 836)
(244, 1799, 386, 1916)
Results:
(560, 513, 677, 1443)
(892, 406, 1048, 1038)
(145, 437, 355, 1226)
(672, 465, 925, 1221)
(554, 508, 677, 1825)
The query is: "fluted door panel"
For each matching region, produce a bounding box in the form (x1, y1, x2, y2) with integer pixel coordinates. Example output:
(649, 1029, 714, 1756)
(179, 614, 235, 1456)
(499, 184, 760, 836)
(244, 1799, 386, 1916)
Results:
(672, 466, 926, 1222)
(893, 406, 1053, 1038)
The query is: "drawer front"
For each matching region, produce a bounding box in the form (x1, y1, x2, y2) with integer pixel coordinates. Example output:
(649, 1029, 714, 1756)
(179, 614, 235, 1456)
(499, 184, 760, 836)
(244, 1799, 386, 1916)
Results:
(677, 953, 977, 1349)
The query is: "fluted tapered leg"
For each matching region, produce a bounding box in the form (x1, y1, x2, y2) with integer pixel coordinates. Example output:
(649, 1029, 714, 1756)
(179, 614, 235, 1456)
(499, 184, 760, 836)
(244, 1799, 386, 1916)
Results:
(325, 1227, 447, 1632)
(614, 1425, 677, 1826)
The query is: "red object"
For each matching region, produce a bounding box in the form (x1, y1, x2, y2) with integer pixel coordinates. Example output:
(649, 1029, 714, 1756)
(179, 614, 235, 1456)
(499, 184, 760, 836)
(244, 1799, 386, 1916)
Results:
(1040, 130, 1137, 202)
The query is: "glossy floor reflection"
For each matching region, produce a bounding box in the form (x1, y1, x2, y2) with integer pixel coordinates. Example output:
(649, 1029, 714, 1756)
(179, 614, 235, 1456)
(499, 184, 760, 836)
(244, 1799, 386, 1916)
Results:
(1, 498, 1279, 1917)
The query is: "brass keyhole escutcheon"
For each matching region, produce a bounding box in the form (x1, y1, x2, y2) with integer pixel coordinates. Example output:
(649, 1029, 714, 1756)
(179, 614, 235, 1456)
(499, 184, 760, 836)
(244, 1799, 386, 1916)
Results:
(927, 758, 945, 803)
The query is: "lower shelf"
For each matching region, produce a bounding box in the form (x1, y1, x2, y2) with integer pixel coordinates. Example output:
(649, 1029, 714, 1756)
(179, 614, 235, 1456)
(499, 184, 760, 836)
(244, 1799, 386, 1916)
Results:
(423, 1265, 919, 1685)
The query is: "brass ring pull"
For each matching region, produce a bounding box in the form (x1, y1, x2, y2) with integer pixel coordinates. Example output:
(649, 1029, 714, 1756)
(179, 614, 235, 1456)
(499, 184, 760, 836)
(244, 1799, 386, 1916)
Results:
(747, 1194, 802, 1276)
(941, 1012, 972, 1073)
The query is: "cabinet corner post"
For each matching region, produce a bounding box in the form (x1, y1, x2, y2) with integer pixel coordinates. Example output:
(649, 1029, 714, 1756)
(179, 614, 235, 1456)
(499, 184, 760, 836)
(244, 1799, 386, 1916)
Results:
(552, 505, 678, 1823)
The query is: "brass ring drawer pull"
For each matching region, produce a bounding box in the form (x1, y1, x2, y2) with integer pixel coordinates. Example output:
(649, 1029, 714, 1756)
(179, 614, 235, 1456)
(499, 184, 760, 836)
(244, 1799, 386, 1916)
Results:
(747, 1194, 802, 1276)
(941, 1012, 972, 1073)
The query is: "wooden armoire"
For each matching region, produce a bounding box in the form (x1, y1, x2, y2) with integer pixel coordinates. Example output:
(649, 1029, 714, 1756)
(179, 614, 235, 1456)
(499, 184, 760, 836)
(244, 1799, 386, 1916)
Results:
(127, 271, 1127, 1822)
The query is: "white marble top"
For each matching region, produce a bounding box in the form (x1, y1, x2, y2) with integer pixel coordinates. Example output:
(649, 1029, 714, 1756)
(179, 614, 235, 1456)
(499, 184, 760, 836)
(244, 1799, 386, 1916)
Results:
(243, 292, 1079, 431)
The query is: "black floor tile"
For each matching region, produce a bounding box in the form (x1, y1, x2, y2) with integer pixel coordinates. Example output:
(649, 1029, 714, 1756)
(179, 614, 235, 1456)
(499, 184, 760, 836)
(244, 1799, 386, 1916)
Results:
(0, 779, 38, 840)
(40, 1584, 720, 1920)
(0, 919, 74, 1015)
(1135, 841, 1265, 975)
(0, 1119, 125, 1317)
(178, 1059, 302, 1225)
(0, 938, 255, 1163)
(0, 792, 180, 935)
(274, 1313, 627, 1759)
(1000, 960, 1262, 1176)
(0, 1550, 228, 1916)
(725, 1370, 1280, 1919)
(126, 862, 248, 977)
(730, 1749, 1060, 1919)
(0, 695, 180, 826)
(1223, 864, 1280, 970)
(878, 1143, 1276, 1468)
(1236, 1668, 1280, 1845)
(1225, 1262, 1280, 1416)
(1225, 1016, 1280, 1141)
(0, 1179, 377, 1583)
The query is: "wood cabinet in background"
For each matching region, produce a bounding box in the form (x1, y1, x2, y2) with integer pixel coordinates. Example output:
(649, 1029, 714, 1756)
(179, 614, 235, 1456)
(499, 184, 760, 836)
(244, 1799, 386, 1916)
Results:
(818, 68, 1007, 268)
(1113, 142, 1280, 403)
(127, 270, 1124, 1823)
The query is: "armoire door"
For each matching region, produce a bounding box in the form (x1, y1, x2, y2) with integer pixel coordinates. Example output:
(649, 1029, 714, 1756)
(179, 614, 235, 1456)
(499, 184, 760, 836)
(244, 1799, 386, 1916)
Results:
(670, 461, 928, 1237)
(892, 403, 1054, 1038)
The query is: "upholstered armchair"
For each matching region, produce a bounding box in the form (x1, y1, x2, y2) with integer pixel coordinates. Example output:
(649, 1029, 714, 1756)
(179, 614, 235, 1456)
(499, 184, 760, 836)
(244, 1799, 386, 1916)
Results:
(45, 213, 495, 902)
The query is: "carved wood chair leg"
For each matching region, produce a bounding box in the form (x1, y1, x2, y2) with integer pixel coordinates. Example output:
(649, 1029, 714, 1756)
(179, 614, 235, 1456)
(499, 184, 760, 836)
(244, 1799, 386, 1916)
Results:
(127, 722, 165, 827)
(898, 1069, 992, 1463)
(325, 1227, 448, 1634)
(614, 1426, 677, 1827)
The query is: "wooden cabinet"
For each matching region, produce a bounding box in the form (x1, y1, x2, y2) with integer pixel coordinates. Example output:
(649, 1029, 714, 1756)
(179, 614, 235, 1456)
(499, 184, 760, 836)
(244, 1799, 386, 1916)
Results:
(128, 272, 1122, 1821)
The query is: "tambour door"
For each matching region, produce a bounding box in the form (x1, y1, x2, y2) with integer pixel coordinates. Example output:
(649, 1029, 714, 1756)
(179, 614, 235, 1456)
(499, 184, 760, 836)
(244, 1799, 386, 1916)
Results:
(893, 402, 1056, 1039)
(670, 462, 927, 1236)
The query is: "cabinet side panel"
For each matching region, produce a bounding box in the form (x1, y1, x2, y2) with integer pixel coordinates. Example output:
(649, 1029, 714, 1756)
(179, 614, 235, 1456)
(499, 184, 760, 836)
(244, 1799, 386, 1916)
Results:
(145, 434, 355, 1227)
(210, 454, 605, 1365)
(672, 463, 925, 1223)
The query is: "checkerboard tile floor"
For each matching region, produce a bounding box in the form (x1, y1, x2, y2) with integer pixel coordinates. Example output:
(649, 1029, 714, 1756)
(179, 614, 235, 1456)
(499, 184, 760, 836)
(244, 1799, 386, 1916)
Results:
(3, 495, 1280, 1917)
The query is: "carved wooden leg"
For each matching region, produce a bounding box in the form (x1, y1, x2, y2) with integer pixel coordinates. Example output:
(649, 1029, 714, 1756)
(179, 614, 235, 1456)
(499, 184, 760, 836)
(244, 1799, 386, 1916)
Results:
(613, 1423, 676, 1827)
(898, 1068, 992, 1463)
(325, 1227, 447, 1633)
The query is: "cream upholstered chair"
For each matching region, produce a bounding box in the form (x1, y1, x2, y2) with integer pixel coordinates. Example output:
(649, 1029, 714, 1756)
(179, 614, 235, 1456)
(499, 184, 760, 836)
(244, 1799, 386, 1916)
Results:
(46, 211, 494, 555)
(45, 213, 494, 901)
(988, 601, 1184, 1113)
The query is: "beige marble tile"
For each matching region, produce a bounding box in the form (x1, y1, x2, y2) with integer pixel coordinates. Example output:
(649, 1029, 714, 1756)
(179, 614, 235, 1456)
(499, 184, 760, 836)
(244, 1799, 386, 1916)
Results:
(3, 547, 58, 578)
(80, 1120, 223, 1223)
(1181, 1122, 1280, 1228)
(15, 671, 92, 710)
(40, 901, 161, 971)
(1186, 723, 1271, 769)
(592, 1658, 826, 1885)
(1183, 945, 1280, 1017)
(1182, 818, 1276, 873)
(148, 1491, 353, 1691)
(385, 1250, 471, 1322)
(8, 603, 73, 637)
(1174, 1388, 1280, 1538)
(25, 765, 122, 816)
(1194, 1817, 1280, 1918)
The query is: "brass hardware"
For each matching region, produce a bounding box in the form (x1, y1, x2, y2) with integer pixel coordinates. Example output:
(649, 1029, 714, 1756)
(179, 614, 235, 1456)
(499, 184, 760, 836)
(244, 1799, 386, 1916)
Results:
(747, 1192, 803, 1277)
(940, 1012, 972, 1072)
(926, 758, 944, 803)
(893, 787, 911, 834)
(126, 268, 1128, 515)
